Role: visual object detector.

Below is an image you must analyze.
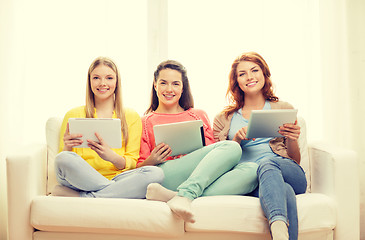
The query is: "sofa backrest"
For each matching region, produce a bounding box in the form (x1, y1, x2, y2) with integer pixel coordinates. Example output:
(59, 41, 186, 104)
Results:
(297, 117, 311, 192)
(45, 116, 311, 195)
(46, 117, 62, 195)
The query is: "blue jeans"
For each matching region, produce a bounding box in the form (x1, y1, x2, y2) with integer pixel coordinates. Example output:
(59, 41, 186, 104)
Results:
(159, 141, 258, 200)
(55, 151, 164, 198)
(250, 156, 307, 240)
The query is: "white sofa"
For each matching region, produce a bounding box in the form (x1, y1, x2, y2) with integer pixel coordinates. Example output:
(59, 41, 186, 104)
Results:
(6, 117, 360, 240)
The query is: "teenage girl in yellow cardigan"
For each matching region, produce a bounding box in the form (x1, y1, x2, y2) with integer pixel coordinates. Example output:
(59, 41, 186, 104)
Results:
(52, 57, 164, 198)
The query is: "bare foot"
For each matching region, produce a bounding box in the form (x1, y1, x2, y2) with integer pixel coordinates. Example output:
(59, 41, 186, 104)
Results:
(167, 195, 195, 223)
(146, 183, 177, 202)
(51, 185, 80, 197)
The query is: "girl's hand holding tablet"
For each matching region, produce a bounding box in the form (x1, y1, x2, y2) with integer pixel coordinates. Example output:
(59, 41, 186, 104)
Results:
(278, 120, 301, 141)
(143, 143, 172, 166)
(87, 132, 125, 169)
(63, 123, 83, 151)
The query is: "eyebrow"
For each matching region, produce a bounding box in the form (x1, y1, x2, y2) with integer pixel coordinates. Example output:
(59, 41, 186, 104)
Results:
(158, 79, 181, 83)
(91, 74, 115, 77)
(238, 66, 258, 72)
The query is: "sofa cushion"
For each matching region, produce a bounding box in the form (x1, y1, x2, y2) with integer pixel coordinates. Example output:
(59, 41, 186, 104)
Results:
(186, 193, 336, 233)
(31, 196, 184, 238)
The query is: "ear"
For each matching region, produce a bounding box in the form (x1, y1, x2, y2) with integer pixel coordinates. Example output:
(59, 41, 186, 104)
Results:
(154, 82, 157, 91)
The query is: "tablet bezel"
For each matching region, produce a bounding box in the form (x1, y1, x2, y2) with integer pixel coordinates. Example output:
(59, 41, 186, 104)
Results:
(153, 120, 205, 156)
(68, 118, 122, 149)
(245, 109, 298, 138)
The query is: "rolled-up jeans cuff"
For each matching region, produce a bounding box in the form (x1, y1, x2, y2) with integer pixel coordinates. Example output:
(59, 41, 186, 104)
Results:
(177, 190, 195, 201)
(269, 215, 288, 226)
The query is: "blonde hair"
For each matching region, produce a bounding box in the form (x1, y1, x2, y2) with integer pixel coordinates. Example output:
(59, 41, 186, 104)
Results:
(85, 57, 128, 145)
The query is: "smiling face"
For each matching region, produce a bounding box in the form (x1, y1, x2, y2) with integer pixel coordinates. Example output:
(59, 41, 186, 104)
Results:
(236, 61, 265, 96)
(90, 64, 117, 102)
(154, 68, 183, 110)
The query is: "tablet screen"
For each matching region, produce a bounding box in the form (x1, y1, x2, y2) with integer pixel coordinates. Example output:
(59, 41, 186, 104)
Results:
(153, 120, 205, 156)
(245, 109, 298, 138)
(68, 118, 122, 148)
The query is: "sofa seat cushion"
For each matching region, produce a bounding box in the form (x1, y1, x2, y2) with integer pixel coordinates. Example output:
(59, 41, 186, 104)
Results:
(186, 193, 336, 234)
(31, 196, 184, 238)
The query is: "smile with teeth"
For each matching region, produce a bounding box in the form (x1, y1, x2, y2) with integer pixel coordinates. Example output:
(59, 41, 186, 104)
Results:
(97, 87, 110, 93)
(163, 93, 175, 100)
(246, 81, 258, 87)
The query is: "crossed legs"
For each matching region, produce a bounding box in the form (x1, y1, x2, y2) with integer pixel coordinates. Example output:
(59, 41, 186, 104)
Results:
(147, 142, 258, 223)
(53, 151, 164, 198)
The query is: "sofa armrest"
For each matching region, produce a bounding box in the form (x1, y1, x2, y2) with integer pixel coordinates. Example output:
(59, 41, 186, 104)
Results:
(6, 144, 47, 240)
(309, 142, 359, 240)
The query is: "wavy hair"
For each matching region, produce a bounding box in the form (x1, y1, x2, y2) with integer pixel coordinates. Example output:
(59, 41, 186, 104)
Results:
(224, 52, 278, 117)
(145, 60, 194, 114)
(85, 57, 128, 144)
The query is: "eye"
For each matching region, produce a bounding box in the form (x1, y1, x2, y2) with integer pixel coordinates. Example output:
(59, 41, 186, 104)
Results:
(92, 76, 99, 80)
(239, 73, 246, 77)
(107, 76, 114, 80)
(252, 69, 259, 73)
(173, 82, 181, 86)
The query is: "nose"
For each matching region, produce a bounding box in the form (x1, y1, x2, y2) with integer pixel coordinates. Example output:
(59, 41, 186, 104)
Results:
(100, 78, 107, 85)
(166, 83, 173, 92)
(247, 72, 254, 80)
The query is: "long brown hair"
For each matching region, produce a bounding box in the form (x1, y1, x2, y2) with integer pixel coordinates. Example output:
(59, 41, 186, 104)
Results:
(85, 57, 128, 145)
(224, 52, 278, 117)
(145, 60, 194, 114)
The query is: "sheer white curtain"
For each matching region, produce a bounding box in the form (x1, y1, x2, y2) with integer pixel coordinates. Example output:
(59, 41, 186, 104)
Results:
(320, 0, 365, 237)
(319, 0, 351, 146)
(345, 0, 365, 238)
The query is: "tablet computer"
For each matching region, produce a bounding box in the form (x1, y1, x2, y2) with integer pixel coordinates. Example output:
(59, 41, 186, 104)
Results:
(245, 109, 298, 138)
(153, 120, 205, 156)
(68, 118, 122, 148)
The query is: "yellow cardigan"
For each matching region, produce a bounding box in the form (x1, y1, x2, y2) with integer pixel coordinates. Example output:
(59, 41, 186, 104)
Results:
(58, 106, 142, 180)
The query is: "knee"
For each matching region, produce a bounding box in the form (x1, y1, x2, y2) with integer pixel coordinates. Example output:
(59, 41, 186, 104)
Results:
(223, 140, 241, 152)
(55, 151, 77, 170)
(218, 140, 242, 160)
(257, 159, 279, 174)
(140, 166, 164, 184)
